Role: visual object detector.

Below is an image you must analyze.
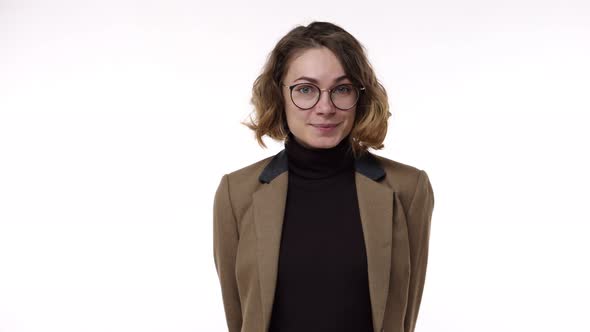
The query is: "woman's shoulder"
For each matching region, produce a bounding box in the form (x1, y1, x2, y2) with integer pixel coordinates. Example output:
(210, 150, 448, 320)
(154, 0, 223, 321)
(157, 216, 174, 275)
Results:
(368, 152, 430, 196)
(220, 153, 279, 196)
(370, 153, 423, 177)
(222, 151, 429, 189)
(227, 154, 276, 179)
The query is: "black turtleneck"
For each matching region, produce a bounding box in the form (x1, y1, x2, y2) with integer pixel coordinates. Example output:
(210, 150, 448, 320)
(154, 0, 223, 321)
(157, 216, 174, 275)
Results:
(268, 133, 374, 332)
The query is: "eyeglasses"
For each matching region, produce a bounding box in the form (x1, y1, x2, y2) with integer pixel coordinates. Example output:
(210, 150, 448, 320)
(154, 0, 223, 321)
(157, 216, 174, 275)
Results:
(281, 82, 365, 111)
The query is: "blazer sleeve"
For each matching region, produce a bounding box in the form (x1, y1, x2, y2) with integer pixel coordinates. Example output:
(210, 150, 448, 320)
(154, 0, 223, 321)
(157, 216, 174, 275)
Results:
(404, 169, 435, 332)
(213, 174, 243, 332)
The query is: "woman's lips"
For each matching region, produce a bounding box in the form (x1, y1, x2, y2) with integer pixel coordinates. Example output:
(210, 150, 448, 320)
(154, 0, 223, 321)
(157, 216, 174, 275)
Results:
(311, 123, 339, 128)
(310, 123, 340, 132)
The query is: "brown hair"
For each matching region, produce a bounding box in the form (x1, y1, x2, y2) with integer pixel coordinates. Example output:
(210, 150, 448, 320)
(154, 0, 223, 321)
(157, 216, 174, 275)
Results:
(243, 21, 390, 156)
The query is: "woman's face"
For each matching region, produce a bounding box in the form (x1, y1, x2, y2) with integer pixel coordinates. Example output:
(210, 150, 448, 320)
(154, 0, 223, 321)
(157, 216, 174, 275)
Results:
(282, 47, 356, 149)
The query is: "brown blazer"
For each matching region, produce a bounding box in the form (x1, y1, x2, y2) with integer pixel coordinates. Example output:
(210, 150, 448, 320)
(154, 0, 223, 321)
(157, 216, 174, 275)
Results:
(213, 149, 435, 332)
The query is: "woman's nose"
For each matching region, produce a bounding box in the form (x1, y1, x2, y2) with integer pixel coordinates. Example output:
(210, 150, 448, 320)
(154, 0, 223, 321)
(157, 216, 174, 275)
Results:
(315, 90, 336, 114)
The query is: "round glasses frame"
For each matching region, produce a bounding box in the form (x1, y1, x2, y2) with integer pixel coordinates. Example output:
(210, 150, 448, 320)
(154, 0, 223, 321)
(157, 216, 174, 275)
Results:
(281, 82, 365, 111)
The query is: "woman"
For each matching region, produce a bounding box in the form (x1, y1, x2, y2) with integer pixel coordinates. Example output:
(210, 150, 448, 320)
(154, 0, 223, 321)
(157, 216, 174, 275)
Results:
(213, 21, 435, 332)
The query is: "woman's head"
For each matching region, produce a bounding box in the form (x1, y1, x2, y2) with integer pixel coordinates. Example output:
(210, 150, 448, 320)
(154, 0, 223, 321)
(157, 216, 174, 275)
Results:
(245, 21, 390, 156)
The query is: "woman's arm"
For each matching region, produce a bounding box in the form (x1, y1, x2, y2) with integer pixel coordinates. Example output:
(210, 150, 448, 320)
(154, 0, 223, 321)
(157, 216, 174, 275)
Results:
(213, 174, 243, 332)
(404, 170, 435, 332)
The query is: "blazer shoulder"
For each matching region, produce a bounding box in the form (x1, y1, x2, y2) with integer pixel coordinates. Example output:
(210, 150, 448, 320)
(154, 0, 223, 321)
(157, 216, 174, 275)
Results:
(224, 154, 276, 190)
(220, 154, 276, 217)
(372, 153, 423, 176)
(370, 153, 428, 202)
(227, 155, 274, 178)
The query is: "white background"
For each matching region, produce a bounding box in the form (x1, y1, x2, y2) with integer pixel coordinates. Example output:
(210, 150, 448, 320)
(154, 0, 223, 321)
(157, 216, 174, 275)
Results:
(1, 0, 589, 331)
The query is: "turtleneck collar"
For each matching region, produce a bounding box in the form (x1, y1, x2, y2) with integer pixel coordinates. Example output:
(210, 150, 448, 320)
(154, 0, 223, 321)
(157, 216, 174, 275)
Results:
(284, 132, 355, 179)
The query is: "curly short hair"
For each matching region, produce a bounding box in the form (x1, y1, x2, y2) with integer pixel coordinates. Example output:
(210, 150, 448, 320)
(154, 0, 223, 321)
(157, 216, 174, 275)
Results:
(243, 21, 390, 156)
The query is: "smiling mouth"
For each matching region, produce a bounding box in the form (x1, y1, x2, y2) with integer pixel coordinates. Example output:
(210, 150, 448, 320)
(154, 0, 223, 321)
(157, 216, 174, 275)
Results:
(311, 123, 340, 128)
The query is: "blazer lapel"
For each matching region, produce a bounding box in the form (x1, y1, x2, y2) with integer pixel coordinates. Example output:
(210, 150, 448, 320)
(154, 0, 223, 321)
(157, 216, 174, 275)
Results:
(253, 149, 394, 332)
(253, 171, 288, 332)
(355, 172, 394, 332)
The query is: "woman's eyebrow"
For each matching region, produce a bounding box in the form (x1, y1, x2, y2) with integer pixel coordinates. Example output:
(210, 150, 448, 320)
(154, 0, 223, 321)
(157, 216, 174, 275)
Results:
(293, 75, 350, 84)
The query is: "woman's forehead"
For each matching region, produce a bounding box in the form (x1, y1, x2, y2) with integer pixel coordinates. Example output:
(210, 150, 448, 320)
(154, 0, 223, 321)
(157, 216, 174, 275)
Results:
(285, 48, 349, 84)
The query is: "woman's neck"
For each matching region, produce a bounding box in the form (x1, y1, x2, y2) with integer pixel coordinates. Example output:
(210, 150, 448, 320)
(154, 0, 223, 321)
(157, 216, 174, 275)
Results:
(284, 132, 354, 179)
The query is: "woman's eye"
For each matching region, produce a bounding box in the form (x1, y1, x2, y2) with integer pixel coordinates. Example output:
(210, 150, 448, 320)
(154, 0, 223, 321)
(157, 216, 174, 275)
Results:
(296, 85, 314, 94)
(335, 85, 351, 94)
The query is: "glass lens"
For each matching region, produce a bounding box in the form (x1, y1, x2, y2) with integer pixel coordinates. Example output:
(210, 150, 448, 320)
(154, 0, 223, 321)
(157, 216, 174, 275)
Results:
(331, 84, 359, 110)
(291, 84, 320, 109)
